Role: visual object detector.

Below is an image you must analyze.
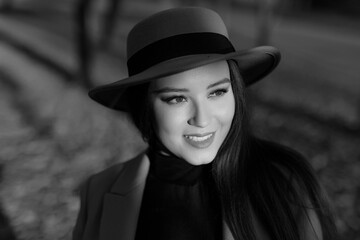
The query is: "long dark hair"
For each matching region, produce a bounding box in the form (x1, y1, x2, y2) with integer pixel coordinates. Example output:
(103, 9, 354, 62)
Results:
(126, 60, 337, 240)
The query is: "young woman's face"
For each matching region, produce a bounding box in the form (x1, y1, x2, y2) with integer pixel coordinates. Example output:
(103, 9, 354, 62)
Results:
(149, 60, 235, 165)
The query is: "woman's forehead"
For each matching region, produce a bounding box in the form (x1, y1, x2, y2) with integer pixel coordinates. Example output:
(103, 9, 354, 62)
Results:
(150, 60, 230, 90)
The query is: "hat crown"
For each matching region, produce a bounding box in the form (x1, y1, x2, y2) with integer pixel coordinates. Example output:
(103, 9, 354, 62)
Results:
(127, 7, 229, 60)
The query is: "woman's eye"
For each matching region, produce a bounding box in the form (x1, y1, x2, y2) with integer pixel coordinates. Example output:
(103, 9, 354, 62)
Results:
(209, 88, 228, 98)
(162, 96, 187, 104)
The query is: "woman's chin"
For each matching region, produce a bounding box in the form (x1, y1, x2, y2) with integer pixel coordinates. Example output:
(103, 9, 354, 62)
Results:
(182, 155, 216, 166)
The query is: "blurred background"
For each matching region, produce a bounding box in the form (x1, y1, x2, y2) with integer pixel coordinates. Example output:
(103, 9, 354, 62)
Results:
(0, 0, 359, 239)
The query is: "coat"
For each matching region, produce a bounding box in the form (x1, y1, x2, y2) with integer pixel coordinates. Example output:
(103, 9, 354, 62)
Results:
(72, 152, 269, 240)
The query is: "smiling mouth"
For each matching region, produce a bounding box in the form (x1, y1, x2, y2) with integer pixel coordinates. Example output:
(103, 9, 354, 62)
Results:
(185, 133, 213, 141)
(184, 132, 215, 148)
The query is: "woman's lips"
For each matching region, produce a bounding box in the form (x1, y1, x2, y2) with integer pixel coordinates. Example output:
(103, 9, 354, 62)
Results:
(183, 132, 215, 149)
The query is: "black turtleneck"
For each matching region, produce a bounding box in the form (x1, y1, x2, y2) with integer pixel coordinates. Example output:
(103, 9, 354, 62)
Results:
(134, 145, 223, 240)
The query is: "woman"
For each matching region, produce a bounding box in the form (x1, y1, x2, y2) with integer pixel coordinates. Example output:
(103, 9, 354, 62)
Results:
(73, 7, 337, 240)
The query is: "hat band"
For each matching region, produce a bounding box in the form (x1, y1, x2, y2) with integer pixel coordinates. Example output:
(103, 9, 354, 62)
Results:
(127, 32, 235, 76)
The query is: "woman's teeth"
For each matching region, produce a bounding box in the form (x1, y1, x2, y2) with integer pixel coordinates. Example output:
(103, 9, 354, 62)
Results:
(185, 133, 213, 142)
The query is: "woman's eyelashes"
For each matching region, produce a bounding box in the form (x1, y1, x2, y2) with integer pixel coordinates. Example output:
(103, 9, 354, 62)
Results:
(160, 87, 230, 105)
(209, 88, 229, 98)
(161, 96, 187, 104)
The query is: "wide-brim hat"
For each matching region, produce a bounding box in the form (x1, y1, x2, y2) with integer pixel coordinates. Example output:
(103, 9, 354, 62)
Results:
(89, 7, 281, 111)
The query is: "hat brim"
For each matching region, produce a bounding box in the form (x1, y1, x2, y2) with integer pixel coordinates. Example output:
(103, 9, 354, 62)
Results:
(89, 46, 280, 111)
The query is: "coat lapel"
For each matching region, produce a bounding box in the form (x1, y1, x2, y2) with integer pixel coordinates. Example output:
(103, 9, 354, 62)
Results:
(99, 154, 150, 240)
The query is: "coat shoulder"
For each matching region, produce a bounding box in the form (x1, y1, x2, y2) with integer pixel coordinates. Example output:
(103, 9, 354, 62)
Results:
(72, 152, 148, 240)
(88, 152, 147, 193)
(89, 162, 125, 192)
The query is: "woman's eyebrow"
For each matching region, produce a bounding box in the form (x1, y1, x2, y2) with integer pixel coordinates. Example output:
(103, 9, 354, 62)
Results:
(151, 87, 189, 94)
(152, 78, 230, 94)
(207, 78, 231, 89)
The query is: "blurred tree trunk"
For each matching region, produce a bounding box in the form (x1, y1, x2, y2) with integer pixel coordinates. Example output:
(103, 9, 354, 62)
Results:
(255, 0, 276, 45)
(75, 0, 95, 89)
(98, 0, 124, 50)
(74, 0, 125, 89)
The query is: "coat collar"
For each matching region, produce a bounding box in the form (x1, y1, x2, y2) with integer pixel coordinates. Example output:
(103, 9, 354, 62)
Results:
(99, 153, 150, 240)
(98, 153, 235, 240)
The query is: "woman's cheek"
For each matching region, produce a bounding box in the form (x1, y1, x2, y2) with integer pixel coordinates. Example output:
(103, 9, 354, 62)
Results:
(161, 107, 187, 134)
(153, 103, 186, 139)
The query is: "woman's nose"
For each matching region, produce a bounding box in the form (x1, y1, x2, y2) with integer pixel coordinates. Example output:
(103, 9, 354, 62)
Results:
(187, 101, 210, 128)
